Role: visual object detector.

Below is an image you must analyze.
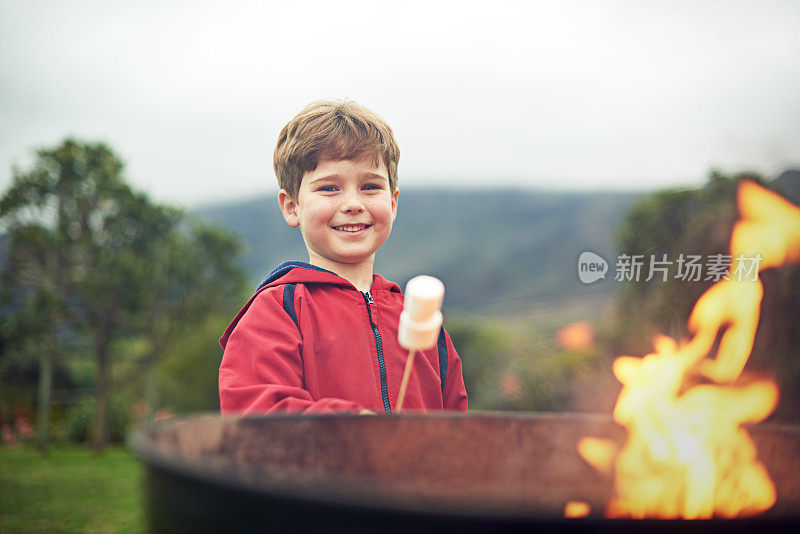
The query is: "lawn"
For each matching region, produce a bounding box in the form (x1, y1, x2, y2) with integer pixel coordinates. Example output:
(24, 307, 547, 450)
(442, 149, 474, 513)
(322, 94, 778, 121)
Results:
(0, 445, 145, 533)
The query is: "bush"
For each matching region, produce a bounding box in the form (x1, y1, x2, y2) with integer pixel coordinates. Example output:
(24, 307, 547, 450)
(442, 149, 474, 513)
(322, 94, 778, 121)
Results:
(63, 398, 132, 444)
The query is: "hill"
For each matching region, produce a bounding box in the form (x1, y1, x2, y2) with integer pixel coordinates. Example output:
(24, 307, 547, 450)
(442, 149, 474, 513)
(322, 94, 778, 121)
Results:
(774, 170, 800, 204)
(195, 188, 641, 322)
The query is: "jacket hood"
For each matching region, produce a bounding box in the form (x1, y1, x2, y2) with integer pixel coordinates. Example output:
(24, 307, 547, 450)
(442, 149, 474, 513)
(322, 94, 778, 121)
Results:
(255, 261, 401, 293)
(255, 260, 342, 291)
(220, 261, 401, 348)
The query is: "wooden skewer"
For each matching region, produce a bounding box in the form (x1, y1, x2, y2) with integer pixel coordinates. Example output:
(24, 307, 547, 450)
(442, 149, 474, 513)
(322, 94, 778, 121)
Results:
(395, 349, 416, 411)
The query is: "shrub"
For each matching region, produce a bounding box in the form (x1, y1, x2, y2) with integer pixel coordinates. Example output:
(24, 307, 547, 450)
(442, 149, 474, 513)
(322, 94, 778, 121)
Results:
(63, 398, 132, 444)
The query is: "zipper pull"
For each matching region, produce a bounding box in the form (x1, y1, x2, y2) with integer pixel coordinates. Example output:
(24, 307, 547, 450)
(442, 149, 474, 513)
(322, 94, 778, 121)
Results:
(363, 291, 375, 305)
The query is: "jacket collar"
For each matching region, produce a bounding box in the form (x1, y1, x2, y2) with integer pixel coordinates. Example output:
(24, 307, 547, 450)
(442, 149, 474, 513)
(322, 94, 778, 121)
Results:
(256, 261, 401, 294)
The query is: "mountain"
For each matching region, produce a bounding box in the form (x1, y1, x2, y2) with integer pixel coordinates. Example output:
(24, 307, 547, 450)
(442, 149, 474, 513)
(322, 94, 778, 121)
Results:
(195, 188, 641, 321)
(773, 170, 800, 204)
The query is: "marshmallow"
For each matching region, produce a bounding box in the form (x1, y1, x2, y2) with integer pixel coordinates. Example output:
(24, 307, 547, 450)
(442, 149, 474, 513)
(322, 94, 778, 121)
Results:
(398, 275, 444, 350)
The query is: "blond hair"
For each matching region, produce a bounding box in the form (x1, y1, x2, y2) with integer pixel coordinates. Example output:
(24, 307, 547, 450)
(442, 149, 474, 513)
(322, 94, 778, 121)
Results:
(274, 100, 400, 199)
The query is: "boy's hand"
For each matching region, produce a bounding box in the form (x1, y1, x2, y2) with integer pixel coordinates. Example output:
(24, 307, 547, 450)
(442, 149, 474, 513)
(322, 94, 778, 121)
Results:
(359, 409, 376, 415)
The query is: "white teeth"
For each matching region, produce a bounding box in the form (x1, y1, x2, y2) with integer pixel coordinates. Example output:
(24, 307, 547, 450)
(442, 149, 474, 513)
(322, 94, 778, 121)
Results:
(334, 224, 367, 232)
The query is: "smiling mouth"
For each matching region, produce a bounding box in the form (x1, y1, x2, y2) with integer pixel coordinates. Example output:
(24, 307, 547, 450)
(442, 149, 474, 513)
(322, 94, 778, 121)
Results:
(332, 224, 371, 233)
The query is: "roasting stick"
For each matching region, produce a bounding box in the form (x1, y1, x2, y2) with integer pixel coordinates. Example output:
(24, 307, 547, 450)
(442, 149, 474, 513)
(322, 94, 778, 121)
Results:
(396, 349, 417, 411)
(396, 276, 445, 411)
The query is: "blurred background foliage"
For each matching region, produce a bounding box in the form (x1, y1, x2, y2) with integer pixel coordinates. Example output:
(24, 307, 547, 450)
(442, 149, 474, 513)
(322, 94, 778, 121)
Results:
(0, 139, 247, 452)
(1, 138, 799, 454)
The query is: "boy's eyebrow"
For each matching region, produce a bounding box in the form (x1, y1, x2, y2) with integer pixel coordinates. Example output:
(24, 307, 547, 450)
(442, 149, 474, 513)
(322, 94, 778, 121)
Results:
(308, 174, 339, 184)
(361, 172, 389, 181)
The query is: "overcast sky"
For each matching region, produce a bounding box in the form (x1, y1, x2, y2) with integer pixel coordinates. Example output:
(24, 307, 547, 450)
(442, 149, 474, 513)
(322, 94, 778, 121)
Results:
(1, 0, 799, 207)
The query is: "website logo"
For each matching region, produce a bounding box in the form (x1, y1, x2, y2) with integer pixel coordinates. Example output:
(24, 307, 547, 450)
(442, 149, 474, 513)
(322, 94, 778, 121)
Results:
(578, 251, 609, 284)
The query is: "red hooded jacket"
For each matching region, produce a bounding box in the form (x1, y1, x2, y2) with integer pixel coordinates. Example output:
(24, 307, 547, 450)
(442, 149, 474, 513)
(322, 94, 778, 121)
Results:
(219, 262, 468, 414)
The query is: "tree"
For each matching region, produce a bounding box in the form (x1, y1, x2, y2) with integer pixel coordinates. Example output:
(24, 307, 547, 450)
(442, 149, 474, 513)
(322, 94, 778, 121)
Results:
(611, 170, 749, 351)
(0, 138, 246, 449)
(0, 150, 81, 453)
(0, 234, 65, 453)
(123, 221, 245, 422)
(77, 190, 178, 450)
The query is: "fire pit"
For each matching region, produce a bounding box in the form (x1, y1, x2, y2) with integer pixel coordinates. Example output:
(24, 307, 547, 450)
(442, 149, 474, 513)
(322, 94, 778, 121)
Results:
(129, 412, 800, 532)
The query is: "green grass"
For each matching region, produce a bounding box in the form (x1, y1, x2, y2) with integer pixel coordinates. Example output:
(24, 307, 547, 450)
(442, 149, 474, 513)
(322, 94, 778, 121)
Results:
(0, 444, 145, 534)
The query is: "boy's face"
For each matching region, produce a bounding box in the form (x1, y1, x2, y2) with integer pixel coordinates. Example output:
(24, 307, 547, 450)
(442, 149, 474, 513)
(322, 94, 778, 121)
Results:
(279, 155, 399, 272)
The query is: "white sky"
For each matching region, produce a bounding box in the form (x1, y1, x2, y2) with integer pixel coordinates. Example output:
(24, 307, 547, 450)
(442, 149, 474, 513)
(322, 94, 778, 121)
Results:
(1, 0, 799, 207)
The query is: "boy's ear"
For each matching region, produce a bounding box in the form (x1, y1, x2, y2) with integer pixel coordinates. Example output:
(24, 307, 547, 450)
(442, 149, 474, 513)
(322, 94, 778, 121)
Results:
(391, 188, 399, 222)
(278, 189, 301, 228)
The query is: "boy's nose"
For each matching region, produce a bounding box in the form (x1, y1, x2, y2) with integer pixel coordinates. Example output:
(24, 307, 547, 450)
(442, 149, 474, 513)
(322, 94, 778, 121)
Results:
(339, 190, 365, 213)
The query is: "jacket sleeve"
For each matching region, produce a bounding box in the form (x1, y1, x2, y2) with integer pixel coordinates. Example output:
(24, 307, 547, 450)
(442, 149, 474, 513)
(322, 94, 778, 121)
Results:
(219, 288, 367, 415)
(441, 328, 469, 411)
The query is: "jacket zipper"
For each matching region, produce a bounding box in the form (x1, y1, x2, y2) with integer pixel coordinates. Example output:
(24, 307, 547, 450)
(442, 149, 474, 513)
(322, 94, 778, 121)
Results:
(362, 291, 391, 414)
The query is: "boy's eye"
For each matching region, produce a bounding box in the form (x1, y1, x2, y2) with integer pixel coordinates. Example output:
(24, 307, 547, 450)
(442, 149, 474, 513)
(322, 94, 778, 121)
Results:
(362, 183, 384, 191)
(317, 185, 338, 192)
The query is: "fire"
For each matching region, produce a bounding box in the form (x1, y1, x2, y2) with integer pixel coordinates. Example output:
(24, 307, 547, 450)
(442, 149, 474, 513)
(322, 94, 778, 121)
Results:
(576, 181, 800, 519)
(564, 500, 591, 518)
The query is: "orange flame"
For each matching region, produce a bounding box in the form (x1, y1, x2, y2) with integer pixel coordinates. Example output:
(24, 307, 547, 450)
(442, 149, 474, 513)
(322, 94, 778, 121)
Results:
(577, 181, 800, 519)
(564, 500, 592, 518)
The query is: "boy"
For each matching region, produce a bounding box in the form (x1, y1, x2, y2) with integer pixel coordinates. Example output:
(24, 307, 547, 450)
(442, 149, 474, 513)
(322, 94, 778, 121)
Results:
(218, 100, 468, 414)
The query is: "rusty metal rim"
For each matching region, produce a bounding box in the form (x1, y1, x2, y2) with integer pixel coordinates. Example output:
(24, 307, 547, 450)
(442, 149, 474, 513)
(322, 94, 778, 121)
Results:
(127, 411, 800, 525)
